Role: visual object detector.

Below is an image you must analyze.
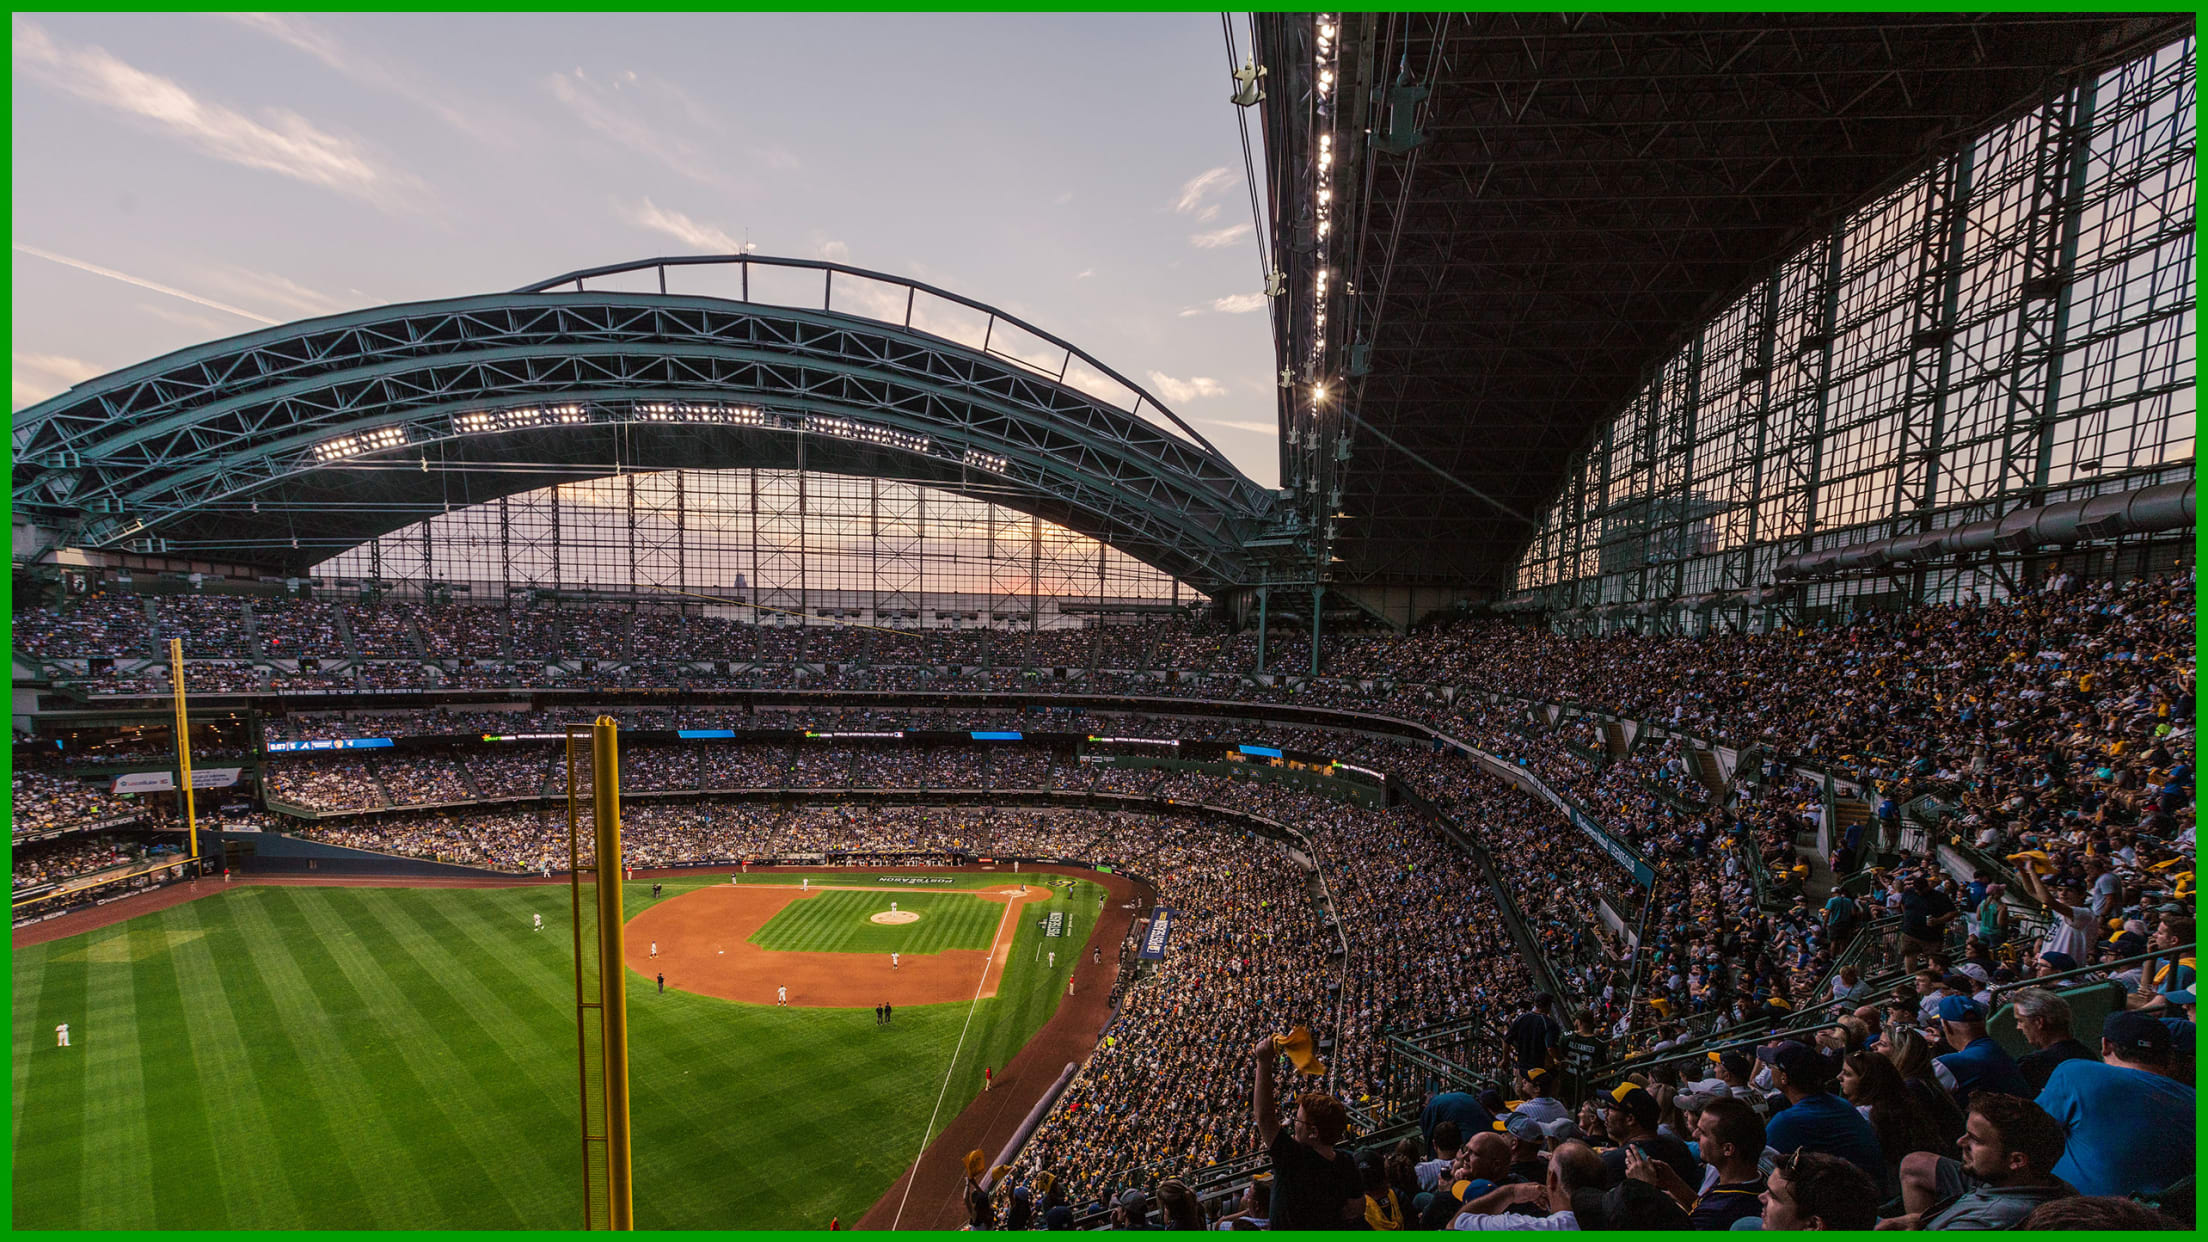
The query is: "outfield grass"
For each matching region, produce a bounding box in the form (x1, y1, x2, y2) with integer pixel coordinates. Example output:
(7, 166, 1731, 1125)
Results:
(11, 874, 1102, 1229)
(749, 889, 1000, 955)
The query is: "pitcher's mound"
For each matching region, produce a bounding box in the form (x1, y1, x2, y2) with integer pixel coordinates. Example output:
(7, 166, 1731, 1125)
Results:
(870, 910, 922, 925)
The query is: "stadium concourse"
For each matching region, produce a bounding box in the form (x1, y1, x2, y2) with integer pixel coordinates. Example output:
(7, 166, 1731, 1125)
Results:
(12, 10, 2199, 1232)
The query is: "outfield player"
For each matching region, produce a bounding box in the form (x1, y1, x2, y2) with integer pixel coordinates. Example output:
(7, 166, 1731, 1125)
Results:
(533, 913, 542, 932)
(55, 1023, 69, 1047)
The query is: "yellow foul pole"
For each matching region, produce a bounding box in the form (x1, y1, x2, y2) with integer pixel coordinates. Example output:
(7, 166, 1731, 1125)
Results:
(169, 638, 199, 865)
(593, 716, 634, 1229)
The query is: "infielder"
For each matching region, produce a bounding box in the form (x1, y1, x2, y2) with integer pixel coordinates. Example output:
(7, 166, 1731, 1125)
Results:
(892, 952, 901, 970)
(650, 941, 659, 958)
(55, 1023, 69, 1047)
(777, 986, 788, 1006)
(802, 877, 809, 891)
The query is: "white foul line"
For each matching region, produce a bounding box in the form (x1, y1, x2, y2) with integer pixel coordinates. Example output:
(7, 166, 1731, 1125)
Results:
(889, 894, 1016, 1231)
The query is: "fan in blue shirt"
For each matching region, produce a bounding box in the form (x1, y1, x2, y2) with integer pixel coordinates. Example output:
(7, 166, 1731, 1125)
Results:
(2036, 1012, 2195, 1198)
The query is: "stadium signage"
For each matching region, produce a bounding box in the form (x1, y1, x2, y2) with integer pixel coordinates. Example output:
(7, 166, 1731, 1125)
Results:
(478, 733, 565, 742)
(111, 768, 243, 793)
(1138, 907, 1174, 959)
(1236, 744, 1284, 758)
(266, 737, 396, 753)
(1088, 736, 1176, 746)
(969, 731, 1023, 741)
(1044, 911, 1066, 937)
(677, 728, 736, 739)
(1337, 763, 1383, 779)
(875, 875, 954, 884)
(808, 731, 904, 739)
(1447, 738, 1656, 887)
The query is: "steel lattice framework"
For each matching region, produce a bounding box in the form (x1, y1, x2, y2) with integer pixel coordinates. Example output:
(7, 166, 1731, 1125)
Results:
(1257, 11, 2195, 597)
(12, 256, 1278, 595)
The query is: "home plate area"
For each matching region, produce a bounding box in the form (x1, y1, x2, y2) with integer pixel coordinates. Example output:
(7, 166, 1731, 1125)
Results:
(623, 880, 1051, 1007)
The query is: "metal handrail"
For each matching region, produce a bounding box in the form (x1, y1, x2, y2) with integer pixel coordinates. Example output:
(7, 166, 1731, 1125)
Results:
(1986, 942, 2197, 1001)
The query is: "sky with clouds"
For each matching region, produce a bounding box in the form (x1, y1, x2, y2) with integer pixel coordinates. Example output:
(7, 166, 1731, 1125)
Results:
(11, 12, 1284, 482)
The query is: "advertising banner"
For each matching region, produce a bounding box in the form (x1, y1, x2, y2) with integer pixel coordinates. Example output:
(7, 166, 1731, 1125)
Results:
(111, 768, 243, 794)
(1138, 906, 1174, 959)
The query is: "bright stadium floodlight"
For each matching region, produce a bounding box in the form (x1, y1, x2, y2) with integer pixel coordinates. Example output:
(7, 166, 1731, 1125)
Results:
(313, 425, 408, 462)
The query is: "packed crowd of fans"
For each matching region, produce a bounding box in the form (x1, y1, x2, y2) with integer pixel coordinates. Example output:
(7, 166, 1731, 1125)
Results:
(13, 567, 2193, 1231)
(11, 768, 142, 833)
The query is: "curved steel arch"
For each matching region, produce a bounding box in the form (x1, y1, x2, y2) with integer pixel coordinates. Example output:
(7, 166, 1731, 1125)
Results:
(13, 258, 1277, 592)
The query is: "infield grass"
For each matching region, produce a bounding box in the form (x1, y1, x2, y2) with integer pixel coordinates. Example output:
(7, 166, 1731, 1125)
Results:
(11, 874, 1103, 1229)
(749, 888, 1001, 954)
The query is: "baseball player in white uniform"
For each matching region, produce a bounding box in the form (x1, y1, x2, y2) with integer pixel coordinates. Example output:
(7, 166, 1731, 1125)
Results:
(892, 952, 901, 970)
(777, 986, 788, 1006)
(56, 1023, 70, 1047)
(533, 913, 542, 932)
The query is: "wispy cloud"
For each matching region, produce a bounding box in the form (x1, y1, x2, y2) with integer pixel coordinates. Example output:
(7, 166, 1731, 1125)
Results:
(13, 352, 108, 409)
(1173, 167, 1234, 214)
(14, 243, 281, 325)
(546, 66, 739, 192)
(1189, 222, 1253, 250)
(135, 302, 240, 338)
(622, 198, 744, 252)
(1075, 269, 1094, 280)
(196, 264, 354, 319)
(221, 13, 504, 145)
(1176, 291, 1269, 318)
(1197, 417, 1281, 436)
(1146, 371, 1227, 404)
(14, 20, 420, 210)
(811, 236, 851, 263)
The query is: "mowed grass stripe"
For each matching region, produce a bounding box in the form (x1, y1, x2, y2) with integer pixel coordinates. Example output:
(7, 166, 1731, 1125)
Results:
(128, 920, 228, 1229)
(394, 893, 583, 1123)
(749, 889, 1001, 955)
(294, 889, 540, 1227)
(160, 898, 308, 1225)
(222, 888, 431, 1228)
(75, 925, 155, 1229)
(11, 940, 87, 1226)
(346, 890, 579, 1213)
(11, 930, 50, 1155)
(189, 893, 381, 1222)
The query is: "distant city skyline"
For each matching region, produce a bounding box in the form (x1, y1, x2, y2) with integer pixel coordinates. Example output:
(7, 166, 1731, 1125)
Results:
(11, 12, 1284, 483)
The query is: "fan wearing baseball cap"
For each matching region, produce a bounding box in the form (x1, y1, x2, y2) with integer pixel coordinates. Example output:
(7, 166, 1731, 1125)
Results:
(1596, 1083, 1700, 1189)
(1928, 995, 2031, 1109)
(1758, 1041, 1885, 1181)
(2034, 1010, 2195, 1198)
